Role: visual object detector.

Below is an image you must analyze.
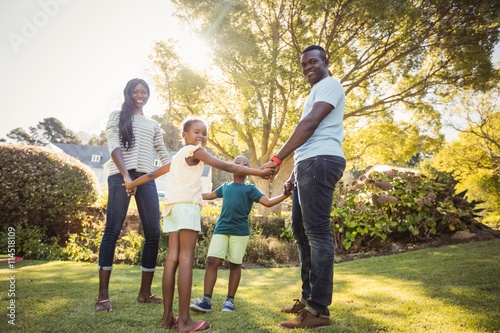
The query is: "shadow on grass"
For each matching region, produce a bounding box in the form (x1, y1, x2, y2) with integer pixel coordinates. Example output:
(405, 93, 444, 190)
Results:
(191, 268, 381, 333)
(336, 239, 500, 332)
(2, 240, 498, 332)
(1, 259, 47, 269)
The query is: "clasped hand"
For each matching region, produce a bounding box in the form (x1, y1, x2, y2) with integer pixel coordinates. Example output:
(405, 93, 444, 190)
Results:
(123, 179, 136, 196)
(260, 160, 280, 182)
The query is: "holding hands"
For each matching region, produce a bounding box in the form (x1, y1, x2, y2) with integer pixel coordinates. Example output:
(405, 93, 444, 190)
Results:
(260, 155, 283, 182)
(283, 174, 294, 195)
(123, 175, 137, 196)
(260, 161, 279, 182)
(259, 165, 276, 180)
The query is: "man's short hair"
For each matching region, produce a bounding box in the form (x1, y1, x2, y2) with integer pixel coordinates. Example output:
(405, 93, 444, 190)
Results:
(302, 45, 327, 60)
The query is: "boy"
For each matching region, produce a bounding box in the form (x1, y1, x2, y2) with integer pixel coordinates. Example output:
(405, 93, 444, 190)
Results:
(190, 155, 291, 312)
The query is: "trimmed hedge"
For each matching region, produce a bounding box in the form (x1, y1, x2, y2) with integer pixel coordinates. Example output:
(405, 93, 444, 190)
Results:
(0, 144, 100, 242)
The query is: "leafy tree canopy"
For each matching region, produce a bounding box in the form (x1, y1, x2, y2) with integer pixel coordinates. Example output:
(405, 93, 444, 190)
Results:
(7, 117, 81, 145)
(151, 0, 499, 193)
(431, 82, 500, 220)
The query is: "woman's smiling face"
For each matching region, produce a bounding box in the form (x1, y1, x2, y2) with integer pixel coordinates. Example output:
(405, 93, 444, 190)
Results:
(131, 83, 149, 108)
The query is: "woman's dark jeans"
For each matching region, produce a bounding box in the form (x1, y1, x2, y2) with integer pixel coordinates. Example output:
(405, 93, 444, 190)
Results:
(291, 155, 345, 316)
(98, 170, 161, 271)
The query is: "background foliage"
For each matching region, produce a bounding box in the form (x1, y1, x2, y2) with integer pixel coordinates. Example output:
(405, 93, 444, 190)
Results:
(2, 1, 499, 222)
(432, 83, 500, 222)
(331, 168, 484, 253)
(1, 147, 489, 267)
(150, 0, 499, 196)
(0, 144, 100, 247)
(1, 0, 499, 267)
(5, 117, 81, 145)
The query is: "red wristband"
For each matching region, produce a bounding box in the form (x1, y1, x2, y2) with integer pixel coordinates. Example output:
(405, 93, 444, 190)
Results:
(271, 155, 282, 165)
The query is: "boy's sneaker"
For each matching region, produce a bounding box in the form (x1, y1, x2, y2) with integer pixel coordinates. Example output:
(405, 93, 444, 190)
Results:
(221, 298, 235, 312)
(278, 309, 331, 329)
(190, 297, 212, 313)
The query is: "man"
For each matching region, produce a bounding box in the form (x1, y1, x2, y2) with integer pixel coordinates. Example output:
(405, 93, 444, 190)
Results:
(261, 45, 346, 329)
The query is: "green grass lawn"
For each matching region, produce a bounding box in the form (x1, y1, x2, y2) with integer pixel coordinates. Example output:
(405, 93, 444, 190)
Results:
(1, 239, 499, 333)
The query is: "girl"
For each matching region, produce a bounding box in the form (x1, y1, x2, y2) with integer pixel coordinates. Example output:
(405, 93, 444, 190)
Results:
(125, 118, 273, 332)
(96, 78, 171, 312)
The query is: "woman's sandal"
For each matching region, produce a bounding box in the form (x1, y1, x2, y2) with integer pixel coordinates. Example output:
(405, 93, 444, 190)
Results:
(95, 299, 113, 312)
(136, 294, 163, 304)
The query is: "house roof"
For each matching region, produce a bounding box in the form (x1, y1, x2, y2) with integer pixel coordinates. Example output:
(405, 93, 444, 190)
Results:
(53, 143, 110, 169)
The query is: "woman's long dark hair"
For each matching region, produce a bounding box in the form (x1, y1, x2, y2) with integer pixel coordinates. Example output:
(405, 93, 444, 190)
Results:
(119, 78, 150, 150)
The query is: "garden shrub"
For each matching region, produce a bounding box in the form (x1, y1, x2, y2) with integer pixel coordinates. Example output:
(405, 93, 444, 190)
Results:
(244, 231, 268, 264)
(244, 231, 299, 267)
(64, 218, 145, 265)
(114, 230, 144, 265)
(0, 224, 65, 260)
(250, 214, 287, 237)
(331, 169, 481, 253)
(0, 144, 100, 241)
(265, 236, 298, 264)
(64, 214, 104, 262)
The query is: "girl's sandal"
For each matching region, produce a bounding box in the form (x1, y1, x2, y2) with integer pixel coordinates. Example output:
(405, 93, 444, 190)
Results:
(136, 294, 163, 304)
(162, 316, 179, 330)
(95, 299, 113, 312)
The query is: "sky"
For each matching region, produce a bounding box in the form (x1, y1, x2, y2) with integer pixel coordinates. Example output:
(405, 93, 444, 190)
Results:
(1, 1, 499, 142)
(0, 0, 210, 140)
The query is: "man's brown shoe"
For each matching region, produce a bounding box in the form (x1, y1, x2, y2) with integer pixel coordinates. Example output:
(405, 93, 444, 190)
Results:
(278, 309, 331, 329)
(281, 299, 306, 314)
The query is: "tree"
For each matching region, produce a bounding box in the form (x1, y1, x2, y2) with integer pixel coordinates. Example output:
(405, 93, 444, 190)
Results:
(88, 130, 107, 146)
(446, 85, 500, 174)
(6, 127, 32, 144)
(30, 117, 82, 144)
(432, 84, 500, 222)
(6, 117, 81, 145)
(151, 114, 184, 151)
(344, 119, 444, 170)
(152, 0, 499, 196)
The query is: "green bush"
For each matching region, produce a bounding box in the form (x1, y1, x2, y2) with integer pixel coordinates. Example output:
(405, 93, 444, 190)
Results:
(244, 230, 299, 267)
(331, 169, 481, 253)
(64, 215, 146, 265)
(64, 214, 104, 262)
(114, 230, 144, 265)
(250, 214, 287, 238)
(0, 225, 65, 260)
(0, 144, 100, 240)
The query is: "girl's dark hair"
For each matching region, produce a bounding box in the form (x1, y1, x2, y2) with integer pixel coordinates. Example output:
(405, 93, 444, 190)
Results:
(181, 117, 206, 132)
(119, 78, 150, 150)
(181, 117, 206, 145)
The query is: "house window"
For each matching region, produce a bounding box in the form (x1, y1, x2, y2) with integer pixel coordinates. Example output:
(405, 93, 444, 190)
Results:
(91, 155, 101, 162)
(154, 159, 161, 166)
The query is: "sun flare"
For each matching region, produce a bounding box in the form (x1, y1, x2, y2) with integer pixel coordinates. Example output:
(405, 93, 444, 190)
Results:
(177, 34, 212, 72)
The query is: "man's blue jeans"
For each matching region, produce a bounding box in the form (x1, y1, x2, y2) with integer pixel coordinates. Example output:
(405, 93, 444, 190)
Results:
(98, 170, 161, 271)
(291, 155, 345, 316)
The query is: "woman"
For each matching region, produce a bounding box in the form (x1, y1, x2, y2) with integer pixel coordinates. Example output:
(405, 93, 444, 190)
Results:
(95, 78, 171, 312)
